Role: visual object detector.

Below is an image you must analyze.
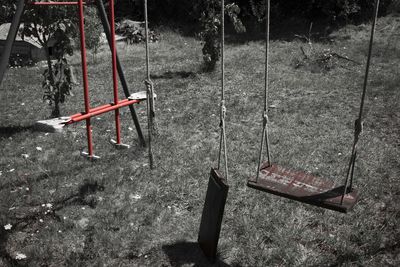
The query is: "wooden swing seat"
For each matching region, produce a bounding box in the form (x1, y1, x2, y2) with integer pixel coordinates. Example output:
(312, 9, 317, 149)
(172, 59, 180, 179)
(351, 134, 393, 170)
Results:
(34, 117, 71, 133)
(247, 162, 358, 213)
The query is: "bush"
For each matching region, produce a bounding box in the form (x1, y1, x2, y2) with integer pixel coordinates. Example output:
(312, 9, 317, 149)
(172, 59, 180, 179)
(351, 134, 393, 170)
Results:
(198, 0, 245, 71)
(84, 7, 102, 51)
(245, 0, 394, 23)
(42, 58, 76, 118)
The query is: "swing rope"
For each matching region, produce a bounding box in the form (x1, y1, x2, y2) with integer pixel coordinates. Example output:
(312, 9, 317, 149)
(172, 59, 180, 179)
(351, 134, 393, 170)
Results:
(256, 0, 272, 183)
(217, 0, 229, 180)
(144, 0, 156, 169)
(341, 0, 380, 203)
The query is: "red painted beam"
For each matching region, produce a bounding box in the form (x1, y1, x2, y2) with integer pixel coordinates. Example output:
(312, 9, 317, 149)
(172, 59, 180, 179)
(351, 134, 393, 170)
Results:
(29, 2, 87, 6)
(68, 99, 141, 124)
(69, 98, 132, 119)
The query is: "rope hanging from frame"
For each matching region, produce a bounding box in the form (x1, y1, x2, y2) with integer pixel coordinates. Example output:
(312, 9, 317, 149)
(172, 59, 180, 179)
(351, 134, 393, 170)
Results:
(217, 0, 229, 180)
(256, 0, 272, 183)
(144, 0, 157, 169)
(341, 0, 380, 203)
(249, 0, 380, 212)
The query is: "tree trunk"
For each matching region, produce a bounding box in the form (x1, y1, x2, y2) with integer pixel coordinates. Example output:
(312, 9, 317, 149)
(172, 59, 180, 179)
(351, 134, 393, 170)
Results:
(44, 45, 60, 118)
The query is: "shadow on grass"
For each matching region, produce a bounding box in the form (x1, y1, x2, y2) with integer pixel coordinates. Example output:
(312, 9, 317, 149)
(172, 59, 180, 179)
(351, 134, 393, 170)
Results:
(162, 241, 239, 267)
(151, 71, 197, 80)
(0, 125, 33, 138)
(0, 228, 20, 267)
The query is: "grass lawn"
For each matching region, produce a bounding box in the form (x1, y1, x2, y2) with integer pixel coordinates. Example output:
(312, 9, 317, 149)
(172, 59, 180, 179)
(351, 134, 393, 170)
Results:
(0, 14, 399, 266)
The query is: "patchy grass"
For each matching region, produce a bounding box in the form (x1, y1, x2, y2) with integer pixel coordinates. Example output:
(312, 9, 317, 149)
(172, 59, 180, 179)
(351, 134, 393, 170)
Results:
(1, 15, 399, 266)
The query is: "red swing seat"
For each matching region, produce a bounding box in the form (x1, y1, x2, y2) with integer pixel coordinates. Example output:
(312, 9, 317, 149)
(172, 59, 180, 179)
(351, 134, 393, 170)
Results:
(247, 162, 359, 213)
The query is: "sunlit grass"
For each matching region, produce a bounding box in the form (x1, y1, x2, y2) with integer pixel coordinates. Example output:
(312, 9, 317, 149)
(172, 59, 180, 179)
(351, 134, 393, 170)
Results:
(1, 16, 399, 266)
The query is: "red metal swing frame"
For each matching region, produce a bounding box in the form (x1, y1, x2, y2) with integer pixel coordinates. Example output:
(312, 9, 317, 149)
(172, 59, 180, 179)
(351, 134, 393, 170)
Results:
(30, 0, 144, 158)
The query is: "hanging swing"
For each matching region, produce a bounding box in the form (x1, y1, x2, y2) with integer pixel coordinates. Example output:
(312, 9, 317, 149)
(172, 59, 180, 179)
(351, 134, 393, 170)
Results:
(247, 0, 380, 213)
(198, 0, 229, 262)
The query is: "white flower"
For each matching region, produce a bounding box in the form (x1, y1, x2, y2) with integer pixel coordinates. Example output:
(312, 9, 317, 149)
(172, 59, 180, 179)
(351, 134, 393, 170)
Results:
(4, 224, 12, 230)
(21, 154, 29, 159)
(36, 147, 42, 151)
(132, 194, 141, 200)
(9, 169, 15, 172)
(45, 203, 53, 209)
(15, 253, 27, 260)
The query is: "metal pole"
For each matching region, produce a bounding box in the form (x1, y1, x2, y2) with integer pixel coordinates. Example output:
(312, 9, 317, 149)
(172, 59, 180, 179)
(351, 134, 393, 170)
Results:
(95, 0, 146, 147)
(78, 0, 94, 156)
(0, 0, 26, 89)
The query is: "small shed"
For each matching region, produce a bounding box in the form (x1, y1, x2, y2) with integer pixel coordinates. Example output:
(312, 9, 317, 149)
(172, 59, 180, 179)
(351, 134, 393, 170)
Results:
(0, 23, 56, 64)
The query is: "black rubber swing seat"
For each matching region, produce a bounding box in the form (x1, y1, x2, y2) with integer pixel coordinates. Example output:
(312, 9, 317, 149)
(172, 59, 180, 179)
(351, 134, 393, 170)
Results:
(198, 168, 229, 262)
(247, 162, 359, 213)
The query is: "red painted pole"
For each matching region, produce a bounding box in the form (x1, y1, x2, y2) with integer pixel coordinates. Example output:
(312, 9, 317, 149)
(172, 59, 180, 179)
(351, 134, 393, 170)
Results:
(109, 0, 121, 144)
(78, 0, 94, 156)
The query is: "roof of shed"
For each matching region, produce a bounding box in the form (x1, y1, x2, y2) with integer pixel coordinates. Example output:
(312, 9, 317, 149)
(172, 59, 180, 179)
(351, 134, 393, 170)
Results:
(0, 23, 43, 48)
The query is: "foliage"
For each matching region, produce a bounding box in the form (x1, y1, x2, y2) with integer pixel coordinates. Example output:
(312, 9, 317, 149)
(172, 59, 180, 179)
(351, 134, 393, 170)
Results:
(42, 58, 76, 118)
(16, 1, 78, 117)
(0, 0, 16, 25)
(116, 19, 159, 44)
(83, 6, 103, 61)
(198, 1, 245, 72)
(246, 0, 394, 23)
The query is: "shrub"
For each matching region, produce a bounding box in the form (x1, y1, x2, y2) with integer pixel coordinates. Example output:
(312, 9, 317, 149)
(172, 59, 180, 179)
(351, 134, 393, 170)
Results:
(42, 58, 76, 118)
(84, 6, 103, 60)
(198, 0, 245, 72)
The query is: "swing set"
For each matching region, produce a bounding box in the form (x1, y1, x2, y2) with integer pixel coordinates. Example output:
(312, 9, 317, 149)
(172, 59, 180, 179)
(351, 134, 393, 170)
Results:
(0, 0, 381, 262)
(199, 0, 380, 261)
(0, 0, 156, 165)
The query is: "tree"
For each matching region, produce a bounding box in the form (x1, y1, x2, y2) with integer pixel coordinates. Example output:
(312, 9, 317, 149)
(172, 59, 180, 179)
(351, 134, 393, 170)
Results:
(20, 2, 78, 117)
(83, 6, 103, 63)
(0, 1, 15, 25)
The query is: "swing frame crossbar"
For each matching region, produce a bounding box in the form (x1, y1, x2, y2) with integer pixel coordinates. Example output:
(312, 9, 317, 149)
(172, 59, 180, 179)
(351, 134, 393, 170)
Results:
(29, 1, 89, 5)
(67, 98, 141, 124)
(248, 163, 359, 213)
(0, 0, 148, 158)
